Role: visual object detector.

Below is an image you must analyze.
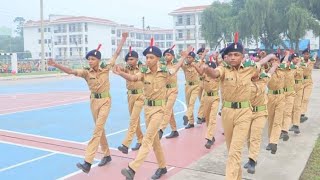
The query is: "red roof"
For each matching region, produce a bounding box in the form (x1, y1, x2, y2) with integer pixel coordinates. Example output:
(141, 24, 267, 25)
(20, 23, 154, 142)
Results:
(24, 16, 117, 27)
(169, 5, 210, 15)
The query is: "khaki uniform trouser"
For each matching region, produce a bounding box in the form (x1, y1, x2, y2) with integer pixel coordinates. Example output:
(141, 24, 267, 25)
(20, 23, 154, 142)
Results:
(301, 79, 313, 114)
(84, 97, 111, 163)
(122, 93, 144, 147)
(247, 111, 267, 162)
(204, 95, 219, 140)
(185, 84, 199, 124)
(159, 88, 178, 131)
(222, 107, 252, 180)
(267, 94, 285, 144)
(129, 106, 166, 171)
(293, 83, 304, 126)
(282, 92, 295, 132)
(197, 83, 205, 118)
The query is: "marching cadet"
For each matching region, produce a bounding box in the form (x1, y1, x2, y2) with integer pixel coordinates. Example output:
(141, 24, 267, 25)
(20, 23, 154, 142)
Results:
(117, 47, 144, 154)
(196, 47, 206, 124)
(280, 52, 294, 141)
(244, 56, 279, 174)
(300, 48, 317, 122)
(182, 49, 200, 129)
(265, 52, 286, 154)
(158, 45, 179, 139)
(192, 51, 220, 149)
(115, 39, 190, 180)
(47, 32, 128, 173)
(203, 32, 275, 180)
(289, 53, 306, 134)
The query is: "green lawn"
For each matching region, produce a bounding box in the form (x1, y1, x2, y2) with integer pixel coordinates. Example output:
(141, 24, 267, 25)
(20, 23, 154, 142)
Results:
(0, 71, 61, 77)
(300, 135, 320, 180)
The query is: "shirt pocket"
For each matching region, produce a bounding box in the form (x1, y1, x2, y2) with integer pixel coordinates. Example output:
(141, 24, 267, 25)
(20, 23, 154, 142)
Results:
(153, 73, 167, 92)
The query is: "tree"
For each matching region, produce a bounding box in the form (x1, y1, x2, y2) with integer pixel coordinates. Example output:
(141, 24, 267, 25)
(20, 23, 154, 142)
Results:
(201, 2, 234, 49)
(284, 3, 320, 51)
(13, 17, 25, 37)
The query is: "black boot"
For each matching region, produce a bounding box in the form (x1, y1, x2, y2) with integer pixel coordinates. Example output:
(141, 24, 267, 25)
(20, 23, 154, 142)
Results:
(183, 115, 188, 125)
(131, 143, 141, 151)
(202, 118, 206, 123)
(247, 158, 256, 174)
(159, 129, 163, 139)
(292, 125, 301, 134)
(76, 161, 91, 173)
(244, 160, 250, 169)
(98, 156, 111, 166)
(270, 143, 277, 154)
(118, 144, 129, 154)
(165, 131, 179, 139)
(185, 123, 195, 129)
(282, 131, 289, 141)
(197, 117, 203, 124)
(205, 139, 213, 149)
(300, 114, 308, 123)
(121, 166, 135, 180)
(151, 167, 167, 179)
(266, 143, 272, 151)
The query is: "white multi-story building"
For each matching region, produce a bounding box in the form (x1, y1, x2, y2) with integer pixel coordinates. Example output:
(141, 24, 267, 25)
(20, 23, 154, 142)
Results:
(23, 15, 174, 60)
(169, 5, 209, 53)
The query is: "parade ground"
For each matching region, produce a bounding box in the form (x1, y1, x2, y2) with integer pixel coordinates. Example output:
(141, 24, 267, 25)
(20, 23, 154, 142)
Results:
(0, 70, 319, 180)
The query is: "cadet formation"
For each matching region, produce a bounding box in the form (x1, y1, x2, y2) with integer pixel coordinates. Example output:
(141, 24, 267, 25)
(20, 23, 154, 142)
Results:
(48, 31, 317, 180)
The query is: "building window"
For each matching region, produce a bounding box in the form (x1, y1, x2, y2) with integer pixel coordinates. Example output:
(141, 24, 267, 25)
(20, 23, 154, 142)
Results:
(112, 39, 115, 45)
(45, 39, 48, 44)
(178, 30, 183, 39)
(178, 44, 183, 52)
(45, 52, 48, 57)
(48, 28, 51, 32)
(38, 28, 41, 32)
(38, 39, 41, 44)
(85, 23, 88, 32)
(111, 29, 115, 34)
(166, 42, 172, 48)
(85, 35, 88, 44)
(186, 30, 191, 39)
(117, 30, 121, 37)
(44, 28, 47, 32)
(136, 33, 142, 40)
(85, 47, 88, 54)
(177, 16, 183, 25)
(49, 52, 52, 57)
(130, 32, 135, 38)
(186, 15, 191, 25)
(166, 34, 172, 40)
(70, 48, 73, 56)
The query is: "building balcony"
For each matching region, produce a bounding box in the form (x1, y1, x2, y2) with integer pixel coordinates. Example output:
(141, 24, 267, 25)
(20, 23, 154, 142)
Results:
(54, 42, 67, 45)
(175, 22, 195, 26)
(54, 30, 67, 33)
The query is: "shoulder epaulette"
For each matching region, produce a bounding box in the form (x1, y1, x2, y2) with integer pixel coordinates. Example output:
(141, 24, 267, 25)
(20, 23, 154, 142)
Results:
(160, 57, 166, 65)
(140, 66, 148, 73)
(159, 65, 168, 72)
(310, 58, 316, 62)
(222, 61, 230, 68)
(243, 60, 255, 68)
(278, 63, 287, 70)
(83, 66, 90, 70)
(300, 62, 307, 67)
(100, 62, 107, 68)
(259, 72, 269, 79)
(172, 58, 178, 64)
(289, 63, 296, 69)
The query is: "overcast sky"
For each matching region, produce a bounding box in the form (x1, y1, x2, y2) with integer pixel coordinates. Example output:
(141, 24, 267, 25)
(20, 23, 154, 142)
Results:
(0, 0, 224, 30)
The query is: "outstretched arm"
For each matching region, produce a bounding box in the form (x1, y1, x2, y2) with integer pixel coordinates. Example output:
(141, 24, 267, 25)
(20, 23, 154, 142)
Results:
(259, 54, 276, 65)
(48, 58, 76, 75)
(170, 46, 193, 75)
(113, 65, 139, 81)
(109, 32, 128, 66)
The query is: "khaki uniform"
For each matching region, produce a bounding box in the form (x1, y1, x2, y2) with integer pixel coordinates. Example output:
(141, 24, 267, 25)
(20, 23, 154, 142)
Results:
(202, 74, 220, 140)
(216, 61, 260, 180)
(197, 60, 206, 119)
(301, 59, 316, 114)
(267, 66, 286, 144)
(122, 65, 144, 147)
(182, 63, 200, 124)
(159, 62, 178, 131)
(75, 65, 114, 164)
(292, 65, 305, 126)
(282, 64, 296, 132)
(248, 72, 269, 162)
(129, 66, 169, 172)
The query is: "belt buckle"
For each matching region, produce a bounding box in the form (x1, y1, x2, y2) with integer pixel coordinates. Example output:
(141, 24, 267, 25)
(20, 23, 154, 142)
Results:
(94, 94, 99, 98)
(231, 102, 238, 109)
(132, 90, 137, 94)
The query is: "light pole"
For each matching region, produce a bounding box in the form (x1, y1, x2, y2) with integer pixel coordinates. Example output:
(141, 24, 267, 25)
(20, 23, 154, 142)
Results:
(40, 0, 45, 71)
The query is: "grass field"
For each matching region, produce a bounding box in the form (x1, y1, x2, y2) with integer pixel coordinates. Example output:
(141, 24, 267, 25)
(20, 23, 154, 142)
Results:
(300, 135, 320, 180)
